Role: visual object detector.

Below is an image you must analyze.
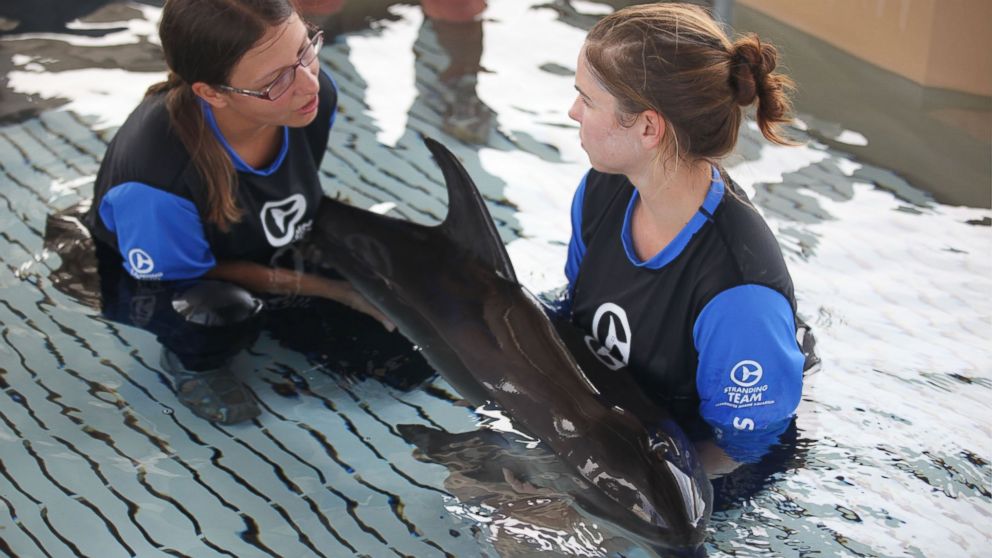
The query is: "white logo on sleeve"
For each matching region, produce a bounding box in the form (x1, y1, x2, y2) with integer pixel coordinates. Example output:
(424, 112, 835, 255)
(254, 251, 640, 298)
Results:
(128, 248, 155, 274)
(718, 359, 774, 410)
(731, 360, 763, 387)
(583, 302, 631, 371)
(261, 194, 306, 247)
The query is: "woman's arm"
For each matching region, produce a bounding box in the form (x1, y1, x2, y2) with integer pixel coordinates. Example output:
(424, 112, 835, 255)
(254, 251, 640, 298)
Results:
(693, 285, 805, 465)
(694, 439, 742, 478)
(206, 260, 394, 330)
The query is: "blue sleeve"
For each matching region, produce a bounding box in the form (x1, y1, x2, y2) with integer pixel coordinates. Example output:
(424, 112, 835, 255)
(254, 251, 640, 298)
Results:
(693, 284, 805, 463)
(320, 68, 338, 131)
(98, 182, 216, 280)
(564, 172, 590, 300)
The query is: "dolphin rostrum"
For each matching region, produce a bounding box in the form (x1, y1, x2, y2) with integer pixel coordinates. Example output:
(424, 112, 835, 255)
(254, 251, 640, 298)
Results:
(309, 137, 712, 550)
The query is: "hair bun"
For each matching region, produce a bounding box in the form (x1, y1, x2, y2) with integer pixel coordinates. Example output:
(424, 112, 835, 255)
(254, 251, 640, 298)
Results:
(729, 34, 779, 106)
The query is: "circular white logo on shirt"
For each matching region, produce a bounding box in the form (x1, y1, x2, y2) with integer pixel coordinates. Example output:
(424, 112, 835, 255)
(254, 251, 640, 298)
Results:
(261, 194, 307, 247)
(584, 302, 631, 370)
(128, 248, 155, 274)
(731, 360, 763, 387)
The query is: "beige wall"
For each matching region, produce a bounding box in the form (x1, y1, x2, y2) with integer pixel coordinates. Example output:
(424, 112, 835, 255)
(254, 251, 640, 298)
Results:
(738, 0, 992, 96)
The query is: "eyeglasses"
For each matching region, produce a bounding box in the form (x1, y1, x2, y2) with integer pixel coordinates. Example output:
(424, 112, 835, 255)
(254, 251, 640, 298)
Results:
(218, 30, 324, 102)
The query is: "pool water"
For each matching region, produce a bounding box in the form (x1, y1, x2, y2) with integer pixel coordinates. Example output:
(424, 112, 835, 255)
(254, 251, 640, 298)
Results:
(0, 1, 989, 557)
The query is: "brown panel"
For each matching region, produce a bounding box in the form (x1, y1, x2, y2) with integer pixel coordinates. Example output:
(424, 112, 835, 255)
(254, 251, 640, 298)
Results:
(739, 0, 990, 95)
(924, 4, 992, 96)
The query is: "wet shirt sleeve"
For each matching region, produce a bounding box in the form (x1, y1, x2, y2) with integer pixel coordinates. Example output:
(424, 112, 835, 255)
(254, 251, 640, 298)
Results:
(564, 172, 590, 298)
(693, 284, 805, 463)
(98, 182, 216, 280)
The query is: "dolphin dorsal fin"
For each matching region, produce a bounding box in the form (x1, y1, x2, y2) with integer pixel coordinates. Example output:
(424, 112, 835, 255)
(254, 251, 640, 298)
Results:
(424, 137, 518, 284)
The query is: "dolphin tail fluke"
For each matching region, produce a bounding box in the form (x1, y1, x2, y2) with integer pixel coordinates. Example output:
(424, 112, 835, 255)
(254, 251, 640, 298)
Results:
(423, 137, 518, 284)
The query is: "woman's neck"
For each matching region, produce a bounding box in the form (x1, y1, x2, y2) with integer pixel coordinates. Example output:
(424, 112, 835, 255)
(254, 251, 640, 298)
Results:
(211, 107, 282, 169)
(627, 158, 712, 261)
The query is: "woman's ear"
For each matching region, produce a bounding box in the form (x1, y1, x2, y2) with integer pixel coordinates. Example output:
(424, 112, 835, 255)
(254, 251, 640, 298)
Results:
(191, 82, 229, 109)
(639, 109, 666, 150)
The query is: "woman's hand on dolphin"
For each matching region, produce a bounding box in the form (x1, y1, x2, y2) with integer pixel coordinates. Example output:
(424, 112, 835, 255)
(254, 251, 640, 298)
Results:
(206, 261, 395, 331)
(331, 280, 396, 332)
(694, 440, 742, 479)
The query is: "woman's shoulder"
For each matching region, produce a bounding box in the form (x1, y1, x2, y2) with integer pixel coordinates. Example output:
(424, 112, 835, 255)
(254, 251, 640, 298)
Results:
(100, 93, 193, 191)
(712, 171, 777, 241)
(114, 93, 172, 143)
(708, 170, 794, 291)
(107, 94, 186, 163)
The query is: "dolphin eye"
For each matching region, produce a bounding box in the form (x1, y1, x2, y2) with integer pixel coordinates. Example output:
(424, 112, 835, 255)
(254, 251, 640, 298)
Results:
(646, 419, 695, 462)
(648, 433, 674, 456)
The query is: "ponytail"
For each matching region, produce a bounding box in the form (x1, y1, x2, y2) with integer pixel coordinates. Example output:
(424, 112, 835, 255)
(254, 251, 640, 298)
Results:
(729, 34, 797, 147)
(147, 73, 242, 231)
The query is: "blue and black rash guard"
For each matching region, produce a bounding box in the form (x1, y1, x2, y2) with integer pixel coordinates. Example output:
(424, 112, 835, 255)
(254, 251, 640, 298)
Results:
(85, 70, 339, 280)
(565, 167, 806, 462)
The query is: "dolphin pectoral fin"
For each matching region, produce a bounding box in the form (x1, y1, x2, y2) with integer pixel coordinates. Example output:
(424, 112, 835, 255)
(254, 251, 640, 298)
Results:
(423, 137, 518, 284)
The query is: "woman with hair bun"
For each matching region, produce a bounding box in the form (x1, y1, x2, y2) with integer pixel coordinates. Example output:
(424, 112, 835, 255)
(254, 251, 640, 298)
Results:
(562, 3, 817, 473)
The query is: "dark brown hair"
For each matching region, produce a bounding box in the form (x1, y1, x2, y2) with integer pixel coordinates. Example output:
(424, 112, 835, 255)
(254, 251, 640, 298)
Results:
(147, 0, 297, 231)
(584, 3, 796, 162)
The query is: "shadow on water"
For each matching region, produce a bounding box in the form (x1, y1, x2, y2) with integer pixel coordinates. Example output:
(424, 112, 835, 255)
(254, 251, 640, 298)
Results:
(0, 0, 141, 36)
(5, 1, 991, 557)
(302, 1, 511, 226)
(0, 1, 165, 124)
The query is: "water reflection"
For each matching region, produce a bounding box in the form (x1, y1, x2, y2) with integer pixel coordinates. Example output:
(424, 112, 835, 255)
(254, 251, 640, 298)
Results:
(313, 2, 526, 242)
(733, 5, 992, 209)
(400, 422, 632, 556)
(0, 0, 127, 36)
(0, 1, 164, 125)
(1, 1, 990, 557)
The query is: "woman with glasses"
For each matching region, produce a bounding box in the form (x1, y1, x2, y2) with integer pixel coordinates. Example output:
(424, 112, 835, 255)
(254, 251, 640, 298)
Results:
(560, 4, 818, 475)
(85, 0, 415, 424)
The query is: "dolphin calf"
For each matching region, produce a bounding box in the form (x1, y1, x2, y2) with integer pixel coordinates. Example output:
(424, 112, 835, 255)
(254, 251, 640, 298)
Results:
(309, 138, 712, 550)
